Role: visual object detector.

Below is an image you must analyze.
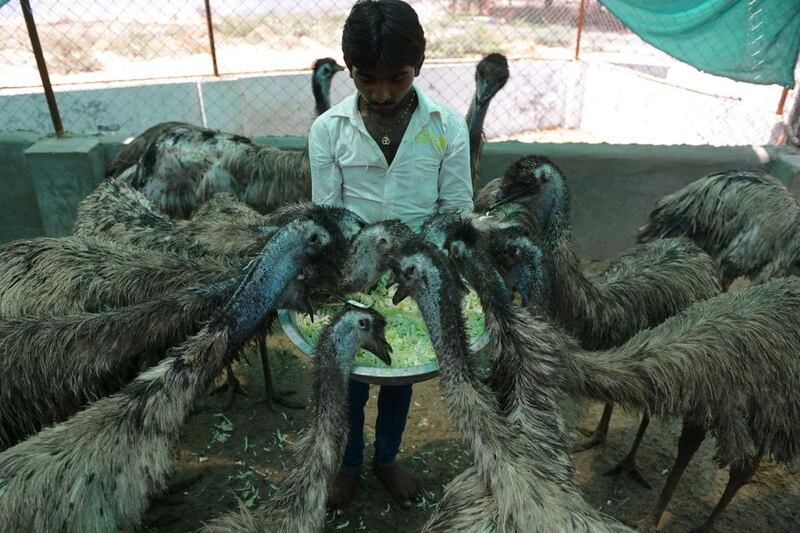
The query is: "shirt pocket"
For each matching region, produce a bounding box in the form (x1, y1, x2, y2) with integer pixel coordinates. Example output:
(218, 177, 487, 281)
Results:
(410, 156, 441, 209)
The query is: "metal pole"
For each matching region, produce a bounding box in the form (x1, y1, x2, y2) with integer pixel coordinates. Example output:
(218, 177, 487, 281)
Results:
(20, 0, 64, 136)
(575, 0, 587, 60)
(204, 0, 220, 76)
(776, 86, 789, 115)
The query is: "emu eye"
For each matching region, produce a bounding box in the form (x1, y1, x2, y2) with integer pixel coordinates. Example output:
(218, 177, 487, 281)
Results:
(309, 232, 319, 244)
(377, 237, 389, 248)
(358, 318, 369, 330)
(404, 265, 416, 278)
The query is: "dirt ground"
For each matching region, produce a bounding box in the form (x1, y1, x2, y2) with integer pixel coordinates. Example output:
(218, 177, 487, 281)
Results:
(141, 262, 800, 533)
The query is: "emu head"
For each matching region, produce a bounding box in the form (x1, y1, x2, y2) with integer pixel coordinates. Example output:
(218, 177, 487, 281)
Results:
(497, 155, 568, 230)
(420, 211, 463, 253)
(444, 218, 511, 304)
(224, 218, 331, 345)
(386, 239, 454, 309)
(475, 53, 510, 107)
(271, 203, 366, 300)
(324, 306, 392, 369)
(341, 220, 416, 293)
(495, 232, 552, 316)
(312, 57, 344, 115)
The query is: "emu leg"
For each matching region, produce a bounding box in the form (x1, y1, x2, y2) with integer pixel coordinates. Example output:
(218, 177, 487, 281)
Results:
(721, 276, 735, 292)
(639, 418, 705, 532)
(604, 413, 652, 490)
(259, 336, 304, 410)
(574, 402, 613, 452)
(689, 455, 762, 533)
(209, 362, 249, 409)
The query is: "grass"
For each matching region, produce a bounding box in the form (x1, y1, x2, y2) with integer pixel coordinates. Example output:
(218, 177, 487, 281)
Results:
(2, 8, 649, 76)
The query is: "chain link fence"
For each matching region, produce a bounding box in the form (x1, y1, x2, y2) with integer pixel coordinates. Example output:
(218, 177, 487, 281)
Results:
(1, 0, 797, 145)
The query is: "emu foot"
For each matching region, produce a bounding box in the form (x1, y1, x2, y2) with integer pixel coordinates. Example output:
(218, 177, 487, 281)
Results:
(267, 388, 305, 410)
(572, 431, 606, 452)
(635, 518, 659, 533)
(166, 472, 203, 494)
(211, 370, 248, 410)
(603, 457, 652, 492)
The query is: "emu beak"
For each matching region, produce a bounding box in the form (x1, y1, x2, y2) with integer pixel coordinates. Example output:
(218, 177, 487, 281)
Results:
(365, 337, 392, 365)
(391, 285, 409, 305)
(304, 293, 315, 323)
(385, 270, 398, 289)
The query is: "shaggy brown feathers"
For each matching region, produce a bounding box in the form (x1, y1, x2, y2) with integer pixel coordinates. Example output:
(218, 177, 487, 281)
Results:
(0, 236, 236, 317)
(637, 170, 800, 284)
(0, 219, 331, 532)
(200, 307, 390, 533)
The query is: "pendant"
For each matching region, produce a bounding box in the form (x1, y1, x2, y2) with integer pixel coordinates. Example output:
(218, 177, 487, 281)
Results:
(381, 135, 391, 146)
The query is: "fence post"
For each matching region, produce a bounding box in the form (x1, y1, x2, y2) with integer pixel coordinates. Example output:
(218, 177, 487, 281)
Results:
(204, 0, 220, 76)
(575, 0, 587, 60)
(776, 86, 789, 115)
(20, 0, 64, 136)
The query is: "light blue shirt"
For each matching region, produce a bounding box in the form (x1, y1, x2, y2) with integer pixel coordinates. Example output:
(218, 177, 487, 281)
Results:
(308, 85, 473, 231)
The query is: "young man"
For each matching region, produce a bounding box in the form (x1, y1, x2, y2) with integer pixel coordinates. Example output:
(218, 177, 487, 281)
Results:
(308, 0, 473, 510)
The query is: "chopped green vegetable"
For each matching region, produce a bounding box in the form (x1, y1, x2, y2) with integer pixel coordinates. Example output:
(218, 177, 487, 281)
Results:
(294, 275, 486, 368)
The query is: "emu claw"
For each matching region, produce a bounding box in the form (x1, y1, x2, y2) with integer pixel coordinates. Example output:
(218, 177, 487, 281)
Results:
(572, 433, 605, 452)
(267, 389, 305, 410)
(603, 459, 652, 491)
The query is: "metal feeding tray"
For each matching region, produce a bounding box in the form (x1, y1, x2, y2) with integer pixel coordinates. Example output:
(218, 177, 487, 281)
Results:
(278, 306, 491, 386)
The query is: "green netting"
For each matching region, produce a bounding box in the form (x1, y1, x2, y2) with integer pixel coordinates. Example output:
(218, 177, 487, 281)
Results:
(599, 0, 800, 87)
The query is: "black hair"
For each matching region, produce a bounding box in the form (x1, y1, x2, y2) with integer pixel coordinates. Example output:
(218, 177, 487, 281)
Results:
(342, 0, 426, 69)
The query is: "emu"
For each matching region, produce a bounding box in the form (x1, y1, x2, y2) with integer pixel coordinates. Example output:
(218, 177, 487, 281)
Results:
(104, 58, 343, 180)
(3, 205, 360, 409)
(466, 53, 509, 189)
(0, 269, 312, 450)
(477, 156, 721, 476)
(425, 227, 633, 532)
(0, 218, 331, 533)
(0, 236, 235, 317)
(198, 306, 391, 533)
(383, 238, 630, 532)
(637, 170, 800, 288)
(74, 178, 364, 282)
(450, 223, 800, 530)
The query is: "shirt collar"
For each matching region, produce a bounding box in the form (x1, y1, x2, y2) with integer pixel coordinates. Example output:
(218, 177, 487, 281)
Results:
(331, 85, 441, 124)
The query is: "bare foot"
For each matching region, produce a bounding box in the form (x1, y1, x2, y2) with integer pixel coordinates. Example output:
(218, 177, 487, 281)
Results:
(327, 470, 359, 511)
(373, 463, 421, 509)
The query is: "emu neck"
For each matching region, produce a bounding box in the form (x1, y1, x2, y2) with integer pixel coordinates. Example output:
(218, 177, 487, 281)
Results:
(466, 255, 575, 483)
(224, 233, 305, 350)
(415, 274, 531, 529)
(561, 348, 650, 412)
(313, 76, 331, 116)
(269, 335, 349, 531)
(547, 213, 603, 342)
(466, 95, 489, 158)
(417, 287, 471, 382)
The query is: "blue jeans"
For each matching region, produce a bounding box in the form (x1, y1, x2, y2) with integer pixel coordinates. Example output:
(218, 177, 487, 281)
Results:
(341, 380, 413, 474)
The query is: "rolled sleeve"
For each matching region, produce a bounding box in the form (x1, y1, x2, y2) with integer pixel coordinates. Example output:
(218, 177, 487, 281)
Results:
(437, 117, 473, 215)
(309, 118, 343, 206)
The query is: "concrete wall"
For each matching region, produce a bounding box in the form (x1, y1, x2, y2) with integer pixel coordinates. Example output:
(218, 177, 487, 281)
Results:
(3, 59, 785, 146)
(0, 132, 44, 242)
(0, 59, 574, 138)
(4, 132, 796, 261)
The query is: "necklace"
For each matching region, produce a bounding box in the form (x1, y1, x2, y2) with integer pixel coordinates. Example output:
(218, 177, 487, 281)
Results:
(361, 92, 416, 146)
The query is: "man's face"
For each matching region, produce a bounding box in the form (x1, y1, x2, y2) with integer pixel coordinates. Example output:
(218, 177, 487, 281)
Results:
(347, 61, 421, 117)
